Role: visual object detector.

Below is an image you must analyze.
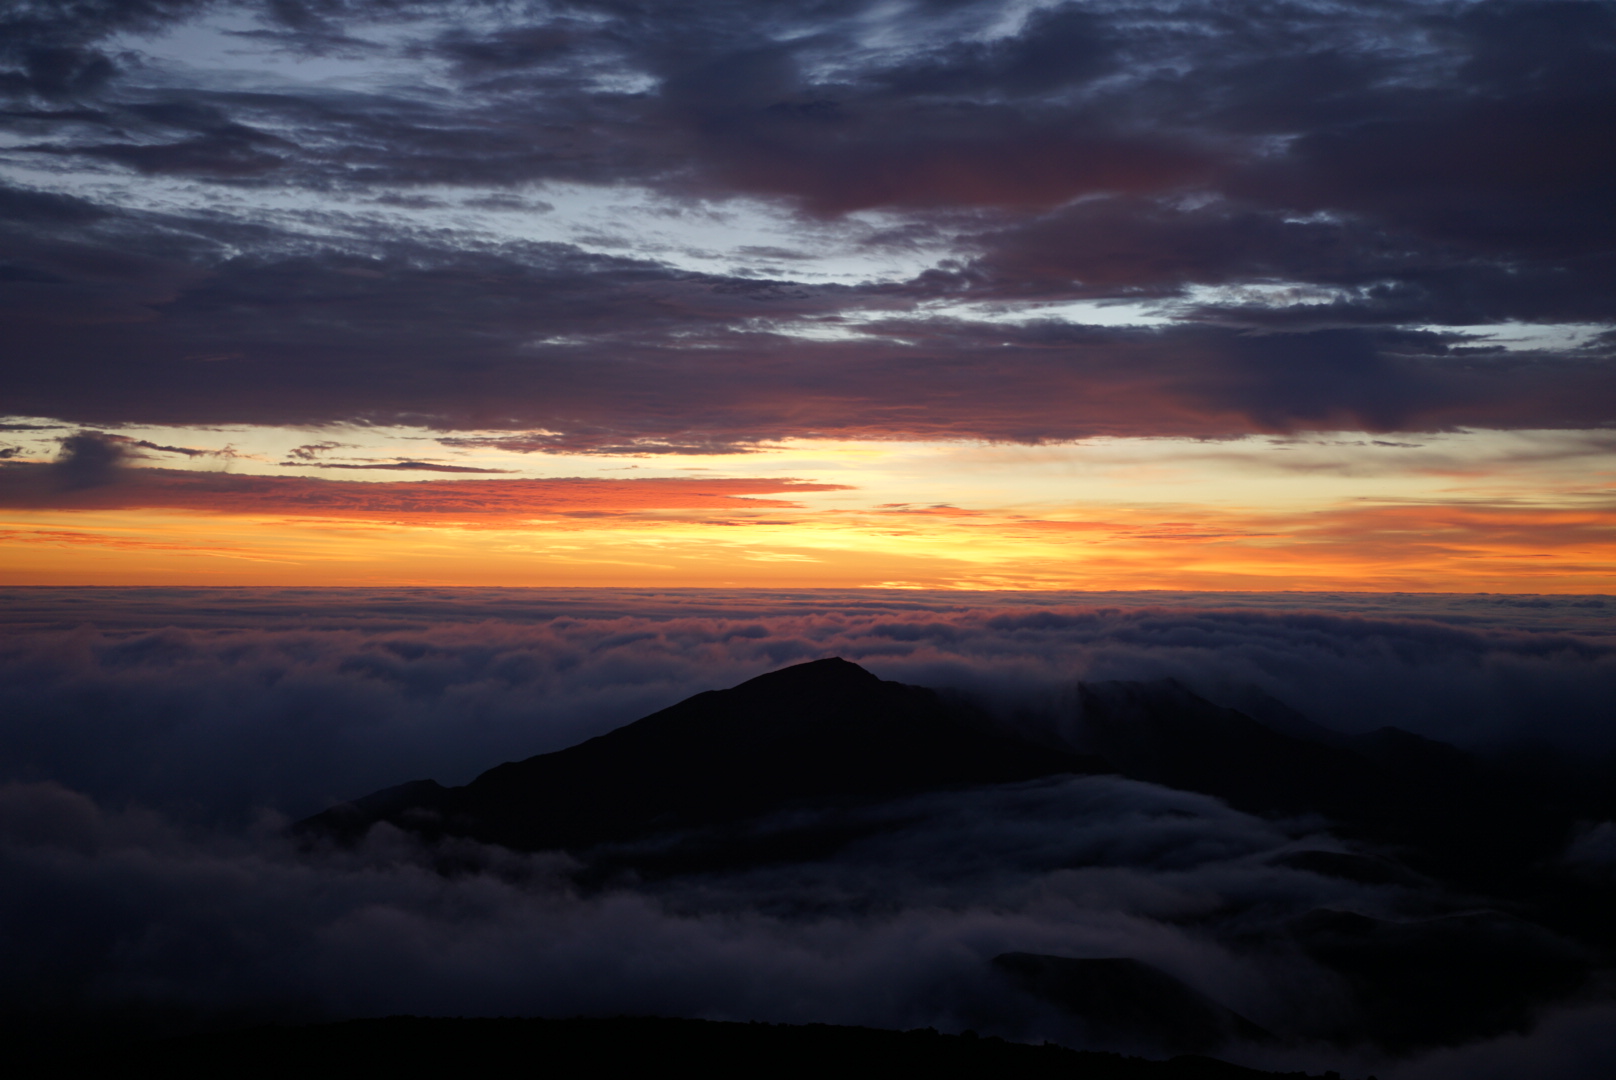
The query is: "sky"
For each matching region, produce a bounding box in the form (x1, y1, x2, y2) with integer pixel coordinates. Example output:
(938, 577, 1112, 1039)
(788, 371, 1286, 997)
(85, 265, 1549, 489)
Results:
(2, 0, 1614, 590)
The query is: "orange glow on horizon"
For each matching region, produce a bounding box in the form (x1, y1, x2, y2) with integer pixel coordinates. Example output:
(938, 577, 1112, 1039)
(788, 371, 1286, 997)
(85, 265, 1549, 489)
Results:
(3, 493, 1612, 592)
(3, 429, 1612, 593)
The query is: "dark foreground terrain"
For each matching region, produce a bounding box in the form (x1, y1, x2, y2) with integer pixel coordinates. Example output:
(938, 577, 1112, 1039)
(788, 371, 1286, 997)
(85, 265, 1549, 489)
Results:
(48, 1016, 1346, 1080)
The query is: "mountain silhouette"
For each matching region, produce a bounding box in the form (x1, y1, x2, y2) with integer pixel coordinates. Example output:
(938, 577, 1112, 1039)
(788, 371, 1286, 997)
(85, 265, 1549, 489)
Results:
(300, 657, 1098, 853)
(292, 659, 1612, 1054)
(304, 661, 1601, 892)
(305, 662, 1611, 899)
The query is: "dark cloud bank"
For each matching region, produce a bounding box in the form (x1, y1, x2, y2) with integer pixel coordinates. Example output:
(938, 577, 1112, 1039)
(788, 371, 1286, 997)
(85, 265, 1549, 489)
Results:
(1, 1, 1614, 444)
(2, 589, 1615, 1077)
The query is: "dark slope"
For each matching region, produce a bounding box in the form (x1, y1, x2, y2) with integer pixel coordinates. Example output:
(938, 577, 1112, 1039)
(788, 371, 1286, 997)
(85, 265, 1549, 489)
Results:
(994, 954, 1274, 1055)
(1077, 679, 1479, 824)
(1285, 908, 1592, 1052)
(1075, 681, 1612, 1048)
(52, 1016, 1337, 1080)
(1077, 680, 1596, 886)
(301, 658, 1098, 853)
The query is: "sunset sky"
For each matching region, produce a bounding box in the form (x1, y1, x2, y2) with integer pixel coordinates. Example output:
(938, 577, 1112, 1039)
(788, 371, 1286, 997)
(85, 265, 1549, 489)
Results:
(3, 0, 1614, 590)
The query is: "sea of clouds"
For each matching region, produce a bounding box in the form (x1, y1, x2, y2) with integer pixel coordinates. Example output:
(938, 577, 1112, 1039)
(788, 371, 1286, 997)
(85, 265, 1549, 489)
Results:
(2, 588, 1614, 1077)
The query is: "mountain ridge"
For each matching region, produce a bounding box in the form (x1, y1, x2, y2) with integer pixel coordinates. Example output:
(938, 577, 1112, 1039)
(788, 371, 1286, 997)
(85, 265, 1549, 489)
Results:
(300, 657, 1586, 882)
(300, 657, 1100, 853)
(289, 657, 1614, 1056)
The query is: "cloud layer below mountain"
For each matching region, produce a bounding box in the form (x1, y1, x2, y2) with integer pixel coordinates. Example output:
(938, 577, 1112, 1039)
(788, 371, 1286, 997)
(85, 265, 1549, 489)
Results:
(2, 589, 1613, 1076)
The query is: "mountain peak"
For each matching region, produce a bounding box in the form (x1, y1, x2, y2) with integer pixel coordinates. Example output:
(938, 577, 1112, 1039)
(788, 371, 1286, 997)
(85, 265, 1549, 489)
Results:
(742, 656, 880, 687)
(300, 657, 1089, 854)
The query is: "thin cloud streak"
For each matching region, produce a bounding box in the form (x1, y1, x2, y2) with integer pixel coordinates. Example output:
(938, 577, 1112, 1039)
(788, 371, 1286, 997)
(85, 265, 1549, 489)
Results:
(0, 450, 847, 519)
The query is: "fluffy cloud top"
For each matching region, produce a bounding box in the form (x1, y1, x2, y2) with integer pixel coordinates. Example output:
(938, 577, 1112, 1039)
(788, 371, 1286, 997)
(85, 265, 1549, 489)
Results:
(2, 587, 1611, 820)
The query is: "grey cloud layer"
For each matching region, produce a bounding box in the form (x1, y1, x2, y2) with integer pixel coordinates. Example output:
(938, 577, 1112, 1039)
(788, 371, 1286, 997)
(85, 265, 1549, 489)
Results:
(2, 588, 1611, 821)
(1, 1, 1612, 441)
(0, 775, 1367, 1056)
(3, 588, 1615, 1076)
(6, 770, 1611, 1077)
